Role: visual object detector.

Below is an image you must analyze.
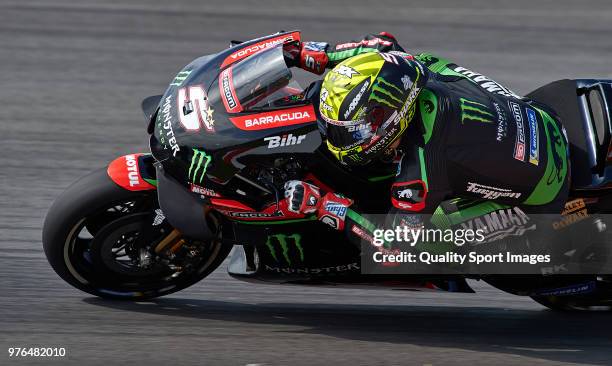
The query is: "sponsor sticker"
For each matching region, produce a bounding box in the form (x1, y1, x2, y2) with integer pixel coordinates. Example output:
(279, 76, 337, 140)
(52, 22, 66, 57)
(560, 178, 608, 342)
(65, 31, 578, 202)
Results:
(335, 38, 392, 50)
(509, 101, 525, 162)
(107, 153, 155, 191)
(221, 32, 301, 68)
(157, 95, 180, 156)
(189, 149, 212, 184)
(229, 105, 316, 131)
(320, 87, 329, 103)
(264, 133, 306, 148)
(219, 67, 242, 113)
(265, 233, 304, 265)
(459, 206, 534, 242)
(324, 202, 348, 219)
(334, 65, 359, 79)
(152, 209, 165, 226)
(397, 188, 413, 199)
(225, 211, 283, 219)
(535, 281, 596, 297)
(466, 182, 522, 200)
(170, 70, 191, 86)
(351, 225, 374, 243)
(453, 65, 521, 99)
(320, 215, 339, 229)
(190, 183, 220, 197)
(526, 107, 539, 166)
(401, 74, 412, 91)
(553, 198, 588, 230)
(493, 102, 508, 142)
(459, 98, 494, 124)
(344, 80, 370, 119)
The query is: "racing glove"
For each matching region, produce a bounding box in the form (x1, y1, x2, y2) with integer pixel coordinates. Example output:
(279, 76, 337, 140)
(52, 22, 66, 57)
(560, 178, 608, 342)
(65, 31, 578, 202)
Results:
(283, 41, 329, 75)
(317, 192, 353, 231)
(283, 181, 353, 230)
(284, 180, 321, 214)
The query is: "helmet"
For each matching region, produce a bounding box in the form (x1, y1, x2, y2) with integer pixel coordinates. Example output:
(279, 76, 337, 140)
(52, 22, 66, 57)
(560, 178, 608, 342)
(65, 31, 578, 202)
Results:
(319, 51, 427, 165)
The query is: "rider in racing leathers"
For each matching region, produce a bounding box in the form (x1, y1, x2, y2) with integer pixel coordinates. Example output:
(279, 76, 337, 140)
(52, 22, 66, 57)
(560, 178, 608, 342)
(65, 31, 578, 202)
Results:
(281, 32, 570, 246)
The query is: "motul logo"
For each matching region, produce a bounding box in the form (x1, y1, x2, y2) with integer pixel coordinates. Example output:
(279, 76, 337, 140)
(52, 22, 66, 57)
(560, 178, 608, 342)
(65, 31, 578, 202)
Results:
(221, 32, 301, 68)
(264, 133, 306, 148)
(125, 154, 140, 187)
(107, 153, 155, 192)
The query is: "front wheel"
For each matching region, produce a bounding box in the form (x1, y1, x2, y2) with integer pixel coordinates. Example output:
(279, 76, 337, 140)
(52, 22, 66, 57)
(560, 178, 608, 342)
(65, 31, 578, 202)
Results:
(42, 168, 232, 300)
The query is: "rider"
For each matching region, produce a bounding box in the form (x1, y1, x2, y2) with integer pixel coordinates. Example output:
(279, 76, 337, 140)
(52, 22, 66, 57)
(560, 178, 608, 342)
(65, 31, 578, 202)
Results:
(281, 32, 570, 244)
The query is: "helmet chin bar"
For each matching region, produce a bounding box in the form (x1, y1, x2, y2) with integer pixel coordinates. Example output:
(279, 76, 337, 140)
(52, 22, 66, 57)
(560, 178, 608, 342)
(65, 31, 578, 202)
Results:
(380, 146, 399, 163)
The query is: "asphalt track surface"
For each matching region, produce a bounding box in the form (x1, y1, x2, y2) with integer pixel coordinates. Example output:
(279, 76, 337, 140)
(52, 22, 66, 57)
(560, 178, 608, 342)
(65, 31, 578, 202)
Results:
(2, 1, 612, 365)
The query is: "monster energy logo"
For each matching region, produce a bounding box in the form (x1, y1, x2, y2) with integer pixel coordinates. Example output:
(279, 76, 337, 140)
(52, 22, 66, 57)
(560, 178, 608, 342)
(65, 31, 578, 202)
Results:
(459, 98, 494, 124)
(369, 77, 404, 109)
(170, 70, 192, 86)
(265, 234, 303, 266)
(188, 149, 212, 183)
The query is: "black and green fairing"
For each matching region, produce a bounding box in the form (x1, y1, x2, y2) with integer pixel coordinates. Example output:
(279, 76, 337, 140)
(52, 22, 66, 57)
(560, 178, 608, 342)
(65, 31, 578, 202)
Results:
(148, 33, 322, 203)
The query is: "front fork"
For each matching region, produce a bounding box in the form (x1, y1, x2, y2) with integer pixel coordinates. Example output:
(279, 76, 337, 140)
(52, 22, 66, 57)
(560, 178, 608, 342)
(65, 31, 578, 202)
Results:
(107, 153, 190, 255)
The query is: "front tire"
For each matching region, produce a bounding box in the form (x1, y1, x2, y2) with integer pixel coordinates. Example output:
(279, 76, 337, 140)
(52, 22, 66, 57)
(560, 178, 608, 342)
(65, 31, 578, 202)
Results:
(43, 168, 231, 300)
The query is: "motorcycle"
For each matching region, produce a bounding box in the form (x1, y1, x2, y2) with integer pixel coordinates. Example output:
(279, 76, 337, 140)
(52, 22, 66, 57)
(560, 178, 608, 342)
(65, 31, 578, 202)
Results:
(43, 31, 612, 311)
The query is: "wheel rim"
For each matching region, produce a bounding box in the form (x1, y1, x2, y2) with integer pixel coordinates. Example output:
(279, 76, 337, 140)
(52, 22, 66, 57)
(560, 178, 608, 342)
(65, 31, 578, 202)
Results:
(62, 196, 221, 297)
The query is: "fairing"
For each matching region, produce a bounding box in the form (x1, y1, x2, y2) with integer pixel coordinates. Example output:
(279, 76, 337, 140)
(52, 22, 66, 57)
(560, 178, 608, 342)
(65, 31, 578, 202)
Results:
(149, 31, 322, 203)
(107, 153, 156, 191)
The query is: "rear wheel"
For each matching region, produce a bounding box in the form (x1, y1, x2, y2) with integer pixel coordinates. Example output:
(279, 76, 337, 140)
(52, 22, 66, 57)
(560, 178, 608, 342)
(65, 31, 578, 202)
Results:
(43, 168, 232, 300)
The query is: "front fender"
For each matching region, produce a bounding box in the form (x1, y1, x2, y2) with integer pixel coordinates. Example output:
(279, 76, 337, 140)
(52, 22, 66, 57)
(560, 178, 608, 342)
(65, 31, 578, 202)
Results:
(107, 153, 157, 191)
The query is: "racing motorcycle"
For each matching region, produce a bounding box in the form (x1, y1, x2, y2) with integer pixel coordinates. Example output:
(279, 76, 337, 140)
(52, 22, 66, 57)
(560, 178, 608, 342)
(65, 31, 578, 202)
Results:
(43, 31, 612, 311)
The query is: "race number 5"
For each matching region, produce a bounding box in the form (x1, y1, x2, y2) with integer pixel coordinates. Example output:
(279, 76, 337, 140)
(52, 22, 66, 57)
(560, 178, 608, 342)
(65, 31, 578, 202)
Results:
(177, 86, 215, 132)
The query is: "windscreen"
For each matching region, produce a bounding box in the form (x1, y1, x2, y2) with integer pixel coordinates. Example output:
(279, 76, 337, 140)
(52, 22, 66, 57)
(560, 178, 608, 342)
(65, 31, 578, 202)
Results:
(222, 45, 304, 111)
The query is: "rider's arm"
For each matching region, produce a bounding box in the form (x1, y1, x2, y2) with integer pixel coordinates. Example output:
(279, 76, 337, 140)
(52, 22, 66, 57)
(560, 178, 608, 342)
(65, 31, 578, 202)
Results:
(325, 32, 406, 68)
(283, 144, 447, 246)
(383, 143, 447, 240)
(413, 53, 463, 76)
(285, 32, 407, 74)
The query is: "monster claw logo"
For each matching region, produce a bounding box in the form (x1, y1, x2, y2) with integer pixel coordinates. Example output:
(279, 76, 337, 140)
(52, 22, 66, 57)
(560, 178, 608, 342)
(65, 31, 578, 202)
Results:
(170, 70, 192, 86)
(265, 234, 303, 266)
(546, 123, 566, 185)
(459, 98, 494, 124)
(188, 149, 212, 184)
(369, 77, 404, 109)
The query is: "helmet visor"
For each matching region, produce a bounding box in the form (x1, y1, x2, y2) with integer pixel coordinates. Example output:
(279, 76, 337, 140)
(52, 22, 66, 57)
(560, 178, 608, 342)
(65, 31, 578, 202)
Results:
(322, 114, 373, 150)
